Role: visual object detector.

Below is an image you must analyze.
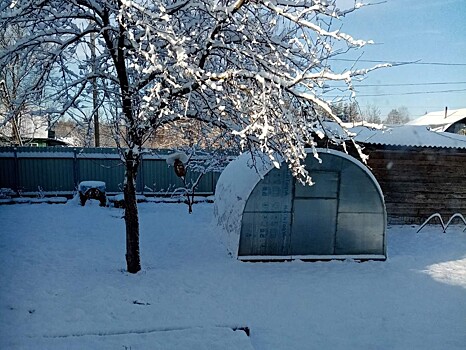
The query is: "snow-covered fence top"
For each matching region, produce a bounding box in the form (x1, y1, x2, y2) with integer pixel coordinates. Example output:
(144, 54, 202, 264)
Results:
(0, 147, 186, 159)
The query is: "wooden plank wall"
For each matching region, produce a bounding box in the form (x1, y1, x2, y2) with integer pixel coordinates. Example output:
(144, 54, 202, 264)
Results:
(365, 145, 466, 224)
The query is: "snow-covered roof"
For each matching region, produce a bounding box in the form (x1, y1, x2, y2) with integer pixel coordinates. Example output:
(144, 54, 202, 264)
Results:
(351, 125, 466, 149)
(318, 121, 466, 149)
(406, 108, 466, 131)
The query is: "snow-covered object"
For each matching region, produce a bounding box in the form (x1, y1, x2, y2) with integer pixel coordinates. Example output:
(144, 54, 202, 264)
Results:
(342, 121, 384, 130)
(407, 108, 466, 132)
(0, 188, 15, 199)
(351, 125, 466, 149)
(166, 152, 188, 166)
(319, 122, 466, 149)
(57, 136, 78, 146)
(78, 181, 106, 193)
(214, 153, 274, 256)
(215, 149, 386, 259)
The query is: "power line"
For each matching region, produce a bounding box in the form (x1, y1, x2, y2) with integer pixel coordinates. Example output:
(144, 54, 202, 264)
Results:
(327, 81, 466, 88)
(354, 81, 466, 87)
(329, 58, 466, 66)
(354, 88, 466, 97)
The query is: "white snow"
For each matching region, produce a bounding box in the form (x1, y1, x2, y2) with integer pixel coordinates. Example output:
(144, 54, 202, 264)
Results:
(78, 181, 106, 192)
(0, 197, 68, 205)
(316, 122, 466, 149)
(351, 125, 466, 149)
(214, 152, 273, 256)
(1, 202, 465, 349)
(166, 152, 189, 166)
(407, 108, 466, 131)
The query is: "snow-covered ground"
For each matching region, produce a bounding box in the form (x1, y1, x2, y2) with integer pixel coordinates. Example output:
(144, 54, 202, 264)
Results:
(0, 201, 465, 349)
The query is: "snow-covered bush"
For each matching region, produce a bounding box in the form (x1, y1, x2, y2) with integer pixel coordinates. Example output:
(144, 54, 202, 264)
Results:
(0, 188, 15, 199)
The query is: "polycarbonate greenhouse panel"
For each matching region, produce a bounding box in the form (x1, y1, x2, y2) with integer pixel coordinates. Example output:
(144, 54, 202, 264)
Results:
(239, 212, 292, 256)
(338, 166, 384, 214)
(291, 199, 337, 255)
(244, 167, 293, 213)
(335, 213, 385, 255)
(237, 149, 386, 259)
(306, 153, 343, 171)
(294, 171, 339, 198)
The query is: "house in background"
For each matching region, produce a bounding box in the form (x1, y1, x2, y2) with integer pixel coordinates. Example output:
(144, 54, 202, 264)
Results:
(0, 114, 67, 147)
(407, 108, 466, 134)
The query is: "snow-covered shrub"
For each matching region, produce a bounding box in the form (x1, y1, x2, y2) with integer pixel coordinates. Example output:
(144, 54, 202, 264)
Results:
(0, 188, 15, 199)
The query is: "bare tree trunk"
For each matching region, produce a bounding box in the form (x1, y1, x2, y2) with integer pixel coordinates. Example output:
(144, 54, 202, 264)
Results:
(11, 114, 23, 146)
(124, 150, 141, 273)
(90, 31, 100, 147)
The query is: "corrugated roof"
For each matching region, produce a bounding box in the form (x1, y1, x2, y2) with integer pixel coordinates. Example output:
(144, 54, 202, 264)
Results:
(350, 125, 466, 149)
(407, 108, 466, 131)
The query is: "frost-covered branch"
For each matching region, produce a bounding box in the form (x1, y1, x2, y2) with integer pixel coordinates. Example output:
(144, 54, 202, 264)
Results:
(1, 0, 387, 271)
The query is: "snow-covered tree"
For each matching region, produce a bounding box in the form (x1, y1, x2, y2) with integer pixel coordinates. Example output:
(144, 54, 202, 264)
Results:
(0, 23, 48, 145)
(386, 106, 410, 125)
(331, 101, 361, 123)
(362, 104, 382, 124)
(0, 0, 386, 273)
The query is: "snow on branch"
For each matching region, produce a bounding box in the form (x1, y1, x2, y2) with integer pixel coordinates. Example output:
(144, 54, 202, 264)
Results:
(0, 0, 387, 184)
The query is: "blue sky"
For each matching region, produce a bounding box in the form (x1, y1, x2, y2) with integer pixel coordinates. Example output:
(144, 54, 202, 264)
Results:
(331, 0, 466, 119)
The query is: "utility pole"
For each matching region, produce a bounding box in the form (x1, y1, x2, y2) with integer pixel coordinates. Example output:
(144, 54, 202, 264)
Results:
(90, 31, 100, 147)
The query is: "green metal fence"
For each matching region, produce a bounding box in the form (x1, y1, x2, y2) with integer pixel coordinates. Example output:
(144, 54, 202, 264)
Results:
(0, 147, 221, 195)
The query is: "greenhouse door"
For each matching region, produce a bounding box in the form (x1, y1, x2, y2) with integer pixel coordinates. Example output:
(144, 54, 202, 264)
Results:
(290, 171, 339, 255)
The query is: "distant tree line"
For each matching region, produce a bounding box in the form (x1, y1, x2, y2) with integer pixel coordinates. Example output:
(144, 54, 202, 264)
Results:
(330, 102, 410, 125)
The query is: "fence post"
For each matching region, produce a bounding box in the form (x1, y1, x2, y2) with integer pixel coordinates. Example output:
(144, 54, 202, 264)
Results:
(211, 171, 215, 195)
(139, 154, 144, 195)
(73, 148, 79, 191)
(13, 147, 20, 195)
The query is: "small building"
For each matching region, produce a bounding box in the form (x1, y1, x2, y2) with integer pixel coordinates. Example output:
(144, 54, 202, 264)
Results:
(215, 149, 387, 261)
(351, 125, 466, 224)
(407, 108, 466, 135)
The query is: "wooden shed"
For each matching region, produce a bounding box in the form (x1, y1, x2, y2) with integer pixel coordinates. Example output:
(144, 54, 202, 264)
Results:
(353, 125, 466, 224)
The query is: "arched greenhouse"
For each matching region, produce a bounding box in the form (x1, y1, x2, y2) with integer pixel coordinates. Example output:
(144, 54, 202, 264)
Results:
(214, 149, 387, 261)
